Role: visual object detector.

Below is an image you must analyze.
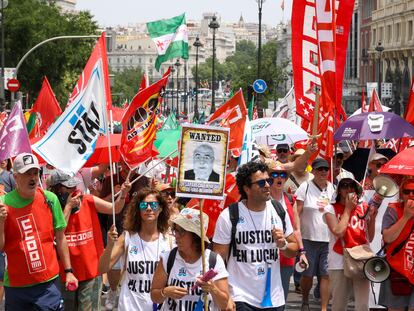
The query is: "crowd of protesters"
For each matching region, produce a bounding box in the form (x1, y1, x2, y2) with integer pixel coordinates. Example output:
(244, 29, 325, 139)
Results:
(0, 140, 413, 311)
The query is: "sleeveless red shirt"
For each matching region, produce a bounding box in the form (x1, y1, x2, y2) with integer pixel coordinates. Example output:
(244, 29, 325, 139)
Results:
(4, 188, 60, 287)
(60, 194, 104, 282)
(280, 193, 295, 267)
(386, 202, 414, 285)
(332, 202, 369, 255)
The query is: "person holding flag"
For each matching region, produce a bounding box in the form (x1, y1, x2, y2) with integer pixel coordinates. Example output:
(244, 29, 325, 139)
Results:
(0, 153, 77, 310)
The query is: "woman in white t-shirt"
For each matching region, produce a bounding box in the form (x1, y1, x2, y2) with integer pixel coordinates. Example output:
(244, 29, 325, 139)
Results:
(151, 208, 229, 311)
(323, 172, 377, 311)
(99, 188, 173, 311)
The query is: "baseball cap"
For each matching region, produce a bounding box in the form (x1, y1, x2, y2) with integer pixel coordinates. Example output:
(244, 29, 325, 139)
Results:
(369, 153, 389, 162)
(48, 170, 81, 188)
(276, 143, 290, 151)
(312, 158, 330, 169)
(13, 153, 40, 174)
(172, 208, 210, 242)
(155, 183, 174, 192)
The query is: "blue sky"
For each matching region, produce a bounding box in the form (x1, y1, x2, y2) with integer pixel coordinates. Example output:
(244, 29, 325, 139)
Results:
(76, 0, 291, 27)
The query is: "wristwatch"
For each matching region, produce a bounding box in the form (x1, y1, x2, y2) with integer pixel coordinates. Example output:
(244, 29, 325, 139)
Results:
(279, 239, 288, 251)
(64, 268, 74, 274)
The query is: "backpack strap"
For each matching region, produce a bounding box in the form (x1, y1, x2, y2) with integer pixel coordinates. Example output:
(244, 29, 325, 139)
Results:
(271, 199, 286, 233)
(166, 247, 178, 276)
(208, 250, 217, 270)
(228, 202, 240, 259)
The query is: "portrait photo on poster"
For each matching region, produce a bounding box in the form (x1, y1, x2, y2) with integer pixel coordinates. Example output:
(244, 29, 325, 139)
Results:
(177, 124, 229, 200)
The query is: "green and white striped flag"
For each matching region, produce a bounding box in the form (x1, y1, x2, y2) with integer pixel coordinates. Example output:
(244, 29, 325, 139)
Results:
(147, 14, 189, 71)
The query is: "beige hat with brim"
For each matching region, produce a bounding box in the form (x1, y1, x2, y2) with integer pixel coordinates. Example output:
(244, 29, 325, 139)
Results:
(172, 208, 210, 243)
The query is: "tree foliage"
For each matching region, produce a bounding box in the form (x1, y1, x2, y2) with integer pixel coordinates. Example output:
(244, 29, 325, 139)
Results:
(5, 0, 99, 106)
(192, 39, 289, 104)
(110, 67, 143, 106)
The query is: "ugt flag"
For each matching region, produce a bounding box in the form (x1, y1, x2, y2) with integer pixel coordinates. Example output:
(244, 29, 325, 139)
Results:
(33, 34, 110, 175)
(0, 101, 31, 161)
(147, 13, 189, 71)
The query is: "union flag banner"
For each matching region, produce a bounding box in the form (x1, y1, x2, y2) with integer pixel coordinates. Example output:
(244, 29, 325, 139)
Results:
(207, 89, 248, 150)
(31, 77, 62, 136)
(120, 68, 171, 169)
(67, 33, 112, 110)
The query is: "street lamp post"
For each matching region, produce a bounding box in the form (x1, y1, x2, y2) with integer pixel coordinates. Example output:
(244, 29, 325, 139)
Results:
(209, 16, 219, 113)
(256, 0, 265, 117)
(170, 66, 175, 114)
(375, 41, 384, 101)
(174, 59, 181, 114)
(193, 37, 202, 120)
(0, 0, 8, 107)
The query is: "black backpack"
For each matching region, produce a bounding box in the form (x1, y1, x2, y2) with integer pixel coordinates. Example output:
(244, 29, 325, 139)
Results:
(166, 247, 217, 276)
(228, 195, 293, 258)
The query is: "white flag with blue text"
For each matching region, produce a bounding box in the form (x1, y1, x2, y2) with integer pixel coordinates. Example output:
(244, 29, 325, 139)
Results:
(33, 61, 108, 175)
(239, 118, 253, 165)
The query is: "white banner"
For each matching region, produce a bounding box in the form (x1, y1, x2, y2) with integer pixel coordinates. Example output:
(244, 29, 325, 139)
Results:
(33, 61, 108, 175)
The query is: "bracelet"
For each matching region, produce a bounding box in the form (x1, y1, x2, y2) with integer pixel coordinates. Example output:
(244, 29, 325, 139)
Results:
(299, 248, 306, 254)
(160, 288, 166, 298)
(64, 268, 73, 274)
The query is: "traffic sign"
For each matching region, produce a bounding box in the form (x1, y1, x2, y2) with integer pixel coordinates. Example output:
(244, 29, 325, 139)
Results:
(7, 78, 20, 92)
(253, 79, 267, 94)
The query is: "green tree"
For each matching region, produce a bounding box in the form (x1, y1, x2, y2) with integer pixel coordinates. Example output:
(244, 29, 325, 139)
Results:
(110, 67, 143, 106)
(5, 0, 99, 106)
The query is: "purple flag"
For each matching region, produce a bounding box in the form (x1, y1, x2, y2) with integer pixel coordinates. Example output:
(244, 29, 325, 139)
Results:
(0, 101, 32, 161)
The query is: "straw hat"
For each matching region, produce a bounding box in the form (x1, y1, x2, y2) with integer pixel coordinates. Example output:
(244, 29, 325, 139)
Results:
(172, 208, 210, 242)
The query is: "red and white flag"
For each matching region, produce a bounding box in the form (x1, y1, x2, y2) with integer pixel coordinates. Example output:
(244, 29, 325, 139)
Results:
(404, 77, 414, 125)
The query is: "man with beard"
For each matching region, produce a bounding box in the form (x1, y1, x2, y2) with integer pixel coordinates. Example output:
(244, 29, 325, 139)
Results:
(184, 144, 220, 182)
(0, 153, 77, 310)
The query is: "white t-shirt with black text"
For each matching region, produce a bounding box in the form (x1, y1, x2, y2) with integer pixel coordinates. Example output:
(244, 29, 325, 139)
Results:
(160, 249, 228, 311)
(213, 200, 294, 308)
(295, 181, 335, 242)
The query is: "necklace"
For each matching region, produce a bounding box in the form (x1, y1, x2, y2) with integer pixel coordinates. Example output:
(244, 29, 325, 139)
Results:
(139, 232, 160, 264)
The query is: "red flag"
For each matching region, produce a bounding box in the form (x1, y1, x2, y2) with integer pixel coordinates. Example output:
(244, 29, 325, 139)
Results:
(139, 74, 149, 92)
(208, 89, 248, 150)
(120, 68, 170, 169)
(368, 89, 383, 112)
(361, 87, 367, 112)
(31, 77, 62, 135)
(404, 77, 414, 125)
(252, 105, 259, 120)
(67, 33, 112, 110)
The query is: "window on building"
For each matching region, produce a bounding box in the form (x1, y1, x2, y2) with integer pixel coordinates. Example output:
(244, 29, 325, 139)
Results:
(396, 23, 401, 41)
(387, 25, 392, 43)
(139, 58, 142, 64)
(150, 58, 153, 63)
(379, 27, 383, 42)
(130, 59, 133, 64)
(408, 21, 413, 41)
(117, 58, 120, 63)
(373, 28, 377, 46)
(139, 46, 142, 50)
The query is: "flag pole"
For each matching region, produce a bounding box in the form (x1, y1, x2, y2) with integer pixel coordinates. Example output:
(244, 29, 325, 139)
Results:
(198, 198, 208, 311)
(106, 109, 117, 226)
(114, 148, 178, 197)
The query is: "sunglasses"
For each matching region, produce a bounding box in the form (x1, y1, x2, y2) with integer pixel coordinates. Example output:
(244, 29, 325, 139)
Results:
(251, 178, 274, 188)
(138, 201, 160, 211)
(277, 148, 289, 154)
(316, 167, 329, 172)
(335, 154, 344, 160)
(374, 162, 386, 168)
(172, 225, 187, 237)
(270, 171, 288, 179)
(402, 189, 414, 195)
(162, 191, 175, 198)
(340, 182, 354, 189)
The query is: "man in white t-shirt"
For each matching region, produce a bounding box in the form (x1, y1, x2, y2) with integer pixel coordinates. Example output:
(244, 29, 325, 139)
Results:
(213, 161, 298, 311)
(295, 158, 335, 311)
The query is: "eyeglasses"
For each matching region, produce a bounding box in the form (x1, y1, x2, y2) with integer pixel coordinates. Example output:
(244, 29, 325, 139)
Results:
(340, 182, 354, 189)
(172, 225, 187, 237)
(251, 178, 274, 188)
(270, 171, 288, 179)
(162, 191, 175, 198)
(277, 148, 289, 154)
(335, 154, 344, 160)
(138, 201, 160, 211)
(194, 154, 213, 162)
(402, 189, 414, 195)
(316, 167, 329, 172)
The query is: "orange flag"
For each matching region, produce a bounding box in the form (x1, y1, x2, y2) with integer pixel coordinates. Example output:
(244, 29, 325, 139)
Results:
(31, 77, 62, 136)
(208, 89, 248, 150)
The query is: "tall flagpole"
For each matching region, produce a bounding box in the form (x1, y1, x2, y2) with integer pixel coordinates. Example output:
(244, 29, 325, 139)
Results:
(106, 109, 117, 226)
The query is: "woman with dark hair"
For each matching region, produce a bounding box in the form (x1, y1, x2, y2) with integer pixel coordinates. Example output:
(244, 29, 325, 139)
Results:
(323, 172, 377, 311)
(99, 187, 173, 311)
(151, 208, 229, 311)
